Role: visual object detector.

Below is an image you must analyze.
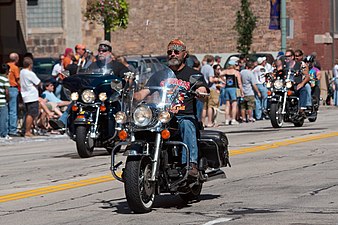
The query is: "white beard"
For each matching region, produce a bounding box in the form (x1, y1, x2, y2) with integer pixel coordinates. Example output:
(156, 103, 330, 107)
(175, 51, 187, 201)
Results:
(168, 58, 181, 66)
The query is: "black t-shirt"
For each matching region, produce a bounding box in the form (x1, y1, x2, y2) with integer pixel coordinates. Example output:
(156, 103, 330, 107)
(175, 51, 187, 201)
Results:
(146, 65, 206, 116)
(89, 60, 130, 78)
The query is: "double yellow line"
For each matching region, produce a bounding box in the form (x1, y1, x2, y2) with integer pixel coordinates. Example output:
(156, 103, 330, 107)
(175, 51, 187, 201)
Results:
(1, 132, 338, 203)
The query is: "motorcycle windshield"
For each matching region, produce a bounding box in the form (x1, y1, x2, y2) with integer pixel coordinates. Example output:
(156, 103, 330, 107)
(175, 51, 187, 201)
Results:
(62, 61, 121, 99)
(134, 67, 185, 110)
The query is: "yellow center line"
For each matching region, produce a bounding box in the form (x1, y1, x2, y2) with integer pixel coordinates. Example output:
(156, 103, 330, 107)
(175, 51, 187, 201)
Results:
(1, 132, 338, 203)
(230, 131, 338, 156)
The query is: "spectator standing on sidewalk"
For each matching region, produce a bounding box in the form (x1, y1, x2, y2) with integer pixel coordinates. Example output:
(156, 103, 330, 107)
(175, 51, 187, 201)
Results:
(240, 61, 260, 122)
(201, 55, 219, 127)
(333, 58, 338, 106)
(20, 57, 41, 137)
(0, 64, 11, 140)
(7, 53, 21, 137)
(219, 60, 243, 125)
(253, 57, 268, 120)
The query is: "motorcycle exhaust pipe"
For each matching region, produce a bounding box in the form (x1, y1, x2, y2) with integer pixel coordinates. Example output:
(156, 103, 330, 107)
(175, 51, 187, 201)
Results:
(204, 169, 226, 181)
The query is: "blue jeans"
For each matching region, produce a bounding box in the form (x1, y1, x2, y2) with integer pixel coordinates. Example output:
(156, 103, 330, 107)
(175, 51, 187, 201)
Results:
(59, 103, 72, 126)
(0, 105, 9, 137)
(334, 79, 338, 106)
(297, 83, 312, 108)
(8, 87, 18, 134)
(255, 84, 268, 119)
(176, 115, 198, 164)
(196, 100, 203, 122)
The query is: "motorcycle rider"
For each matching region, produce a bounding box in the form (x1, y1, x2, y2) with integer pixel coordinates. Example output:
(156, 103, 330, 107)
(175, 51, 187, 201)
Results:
(133, 39, 209, 177)
(284, 49, 312, 117)
(304, 55, 321, 105)
(49, 40, 130, 130)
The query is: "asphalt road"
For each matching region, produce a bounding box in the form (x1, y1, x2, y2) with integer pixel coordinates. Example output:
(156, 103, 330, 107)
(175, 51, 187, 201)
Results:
(0, 106, 338, 225)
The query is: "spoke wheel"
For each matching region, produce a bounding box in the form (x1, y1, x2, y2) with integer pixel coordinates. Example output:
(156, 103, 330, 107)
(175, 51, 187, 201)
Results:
(124, 156, 155, 213)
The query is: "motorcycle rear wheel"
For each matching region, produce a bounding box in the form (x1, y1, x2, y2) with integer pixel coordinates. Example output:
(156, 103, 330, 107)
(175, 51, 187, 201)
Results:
(124, 156, 155, 213)
(75, 126, 94, 158)
(179, 183, 202, 203)
(270, 103, 283, 128)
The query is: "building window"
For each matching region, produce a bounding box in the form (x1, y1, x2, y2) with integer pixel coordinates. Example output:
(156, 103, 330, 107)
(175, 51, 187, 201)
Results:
(27, 0, 62, 28)
(286, 18, 294, 39)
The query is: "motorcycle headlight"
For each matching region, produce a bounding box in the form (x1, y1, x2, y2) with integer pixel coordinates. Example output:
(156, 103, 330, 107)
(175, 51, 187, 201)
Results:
(285, 79, 293, 89)
(99, 92, 107, 101)
(81, 89, 95, 103)
(273, 79, 284, 90)
(71, 92, 79, 101)
(115, 111, 127, 124)
(266, 81, 271, 88)
(158, 111, 171, 123)
(133, 105, 152, 127)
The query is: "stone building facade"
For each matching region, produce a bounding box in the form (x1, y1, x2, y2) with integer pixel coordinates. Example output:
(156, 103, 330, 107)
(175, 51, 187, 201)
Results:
(15, 0, 338, 70)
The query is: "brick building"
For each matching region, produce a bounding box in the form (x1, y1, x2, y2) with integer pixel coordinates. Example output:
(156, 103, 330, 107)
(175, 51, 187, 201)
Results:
(1, 0, 337, 70)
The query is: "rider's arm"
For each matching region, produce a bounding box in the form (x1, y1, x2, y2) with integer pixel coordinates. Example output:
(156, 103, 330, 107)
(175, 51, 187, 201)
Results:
(297, 64, 310, 89)
(133, 88, 151, 101)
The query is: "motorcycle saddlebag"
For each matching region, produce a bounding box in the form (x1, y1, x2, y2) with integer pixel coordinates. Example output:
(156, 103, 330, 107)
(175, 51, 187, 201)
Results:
(199, 130, 230, 168)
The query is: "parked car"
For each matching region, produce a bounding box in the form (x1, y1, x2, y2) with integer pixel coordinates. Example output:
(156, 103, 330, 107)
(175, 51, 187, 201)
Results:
(125, 55, 165, 88)
(223, 53, 275, 68)
(33, 57, 58, 82)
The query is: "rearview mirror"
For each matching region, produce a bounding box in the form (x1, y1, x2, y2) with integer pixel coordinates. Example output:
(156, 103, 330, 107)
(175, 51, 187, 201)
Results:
(189, 74, 203, 84)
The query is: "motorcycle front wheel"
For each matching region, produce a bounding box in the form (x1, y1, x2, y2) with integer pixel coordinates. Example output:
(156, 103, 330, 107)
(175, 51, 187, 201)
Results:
(124, 156, 155, 213)
(270, 102, 283, 128)
(75, 126, 94, 158)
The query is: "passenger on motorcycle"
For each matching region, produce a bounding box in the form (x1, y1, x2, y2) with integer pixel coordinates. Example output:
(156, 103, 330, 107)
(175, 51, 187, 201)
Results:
(133, 39, 209, 177)
(49, 40, 130, 130)
(284, 49, 312, 117)
(304, 55, 321, 104)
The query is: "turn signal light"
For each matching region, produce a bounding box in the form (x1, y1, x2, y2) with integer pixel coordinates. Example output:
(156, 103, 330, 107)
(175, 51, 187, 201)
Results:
(76, 115, 85, 119)
(118, 130, 128, 141)
(100, 105, 106, 112)
(287, 90, 293, 96)
(161, 129, 170, 139)
(267, 90, 272, 96)
(72, 105, 79, 111)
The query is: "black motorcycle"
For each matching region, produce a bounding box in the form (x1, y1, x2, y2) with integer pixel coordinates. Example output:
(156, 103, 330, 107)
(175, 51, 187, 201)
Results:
(61, 68, 122, 158)
(110, 68, 230, 213)
(269, 69, 318, 128)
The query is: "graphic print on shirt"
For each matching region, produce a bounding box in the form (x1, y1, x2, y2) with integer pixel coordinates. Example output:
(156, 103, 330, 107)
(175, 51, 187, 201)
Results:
(160, 78, 190, 112)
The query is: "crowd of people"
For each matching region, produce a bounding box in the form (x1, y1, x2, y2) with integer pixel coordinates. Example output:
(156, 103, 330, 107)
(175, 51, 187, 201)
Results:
(0, 40, 130, 139)
(194, 48, 330, 128)
(1, 40, 338, 141)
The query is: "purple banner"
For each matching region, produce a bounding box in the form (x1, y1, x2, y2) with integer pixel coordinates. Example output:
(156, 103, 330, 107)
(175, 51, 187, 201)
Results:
(269, 0, 281, 30)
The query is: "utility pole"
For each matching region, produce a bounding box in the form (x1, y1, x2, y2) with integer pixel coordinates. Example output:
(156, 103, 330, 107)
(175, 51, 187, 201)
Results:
(280, 0, 287, 52)
(331, 0, 336, 67)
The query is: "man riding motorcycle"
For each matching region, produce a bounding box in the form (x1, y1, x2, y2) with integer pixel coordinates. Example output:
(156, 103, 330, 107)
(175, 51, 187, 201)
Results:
(133, 39, 209, 177)
(284, 49, 312, 117)
(49, 40, 130, 130)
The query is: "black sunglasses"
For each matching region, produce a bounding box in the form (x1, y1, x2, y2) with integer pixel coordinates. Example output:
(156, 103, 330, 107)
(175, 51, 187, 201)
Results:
(98, 49, 108, 53)
(167, 49, 181, 55)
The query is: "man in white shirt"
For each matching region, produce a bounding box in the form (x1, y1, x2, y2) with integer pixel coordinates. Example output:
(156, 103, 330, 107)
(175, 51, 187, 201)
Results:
(252, 57, 268, 120)
(20, 57, 41, 137)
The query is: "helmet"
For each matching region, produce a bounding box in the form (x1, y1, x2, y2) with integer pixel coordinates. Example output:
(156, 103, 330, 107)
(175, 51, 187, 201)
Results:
(304, 55, 315, 63)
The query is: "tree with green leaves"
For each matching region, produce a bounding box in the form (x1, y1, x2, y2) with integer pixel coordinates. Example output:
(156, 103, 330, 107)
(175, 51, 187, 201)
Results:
(234, 0, 257, 55)
(84, 0, 129, 41)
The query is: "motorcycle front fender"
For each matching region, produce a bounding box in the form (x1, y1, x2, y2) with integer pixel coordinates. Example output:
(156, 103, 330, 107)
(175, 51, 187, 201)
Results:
(270, 95, 283, 103)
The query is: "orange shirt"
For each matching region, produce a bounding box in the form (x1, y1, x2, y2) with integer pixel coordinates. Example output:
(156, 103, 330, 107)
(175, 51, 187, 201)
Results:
(7, 62, 20, 88)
